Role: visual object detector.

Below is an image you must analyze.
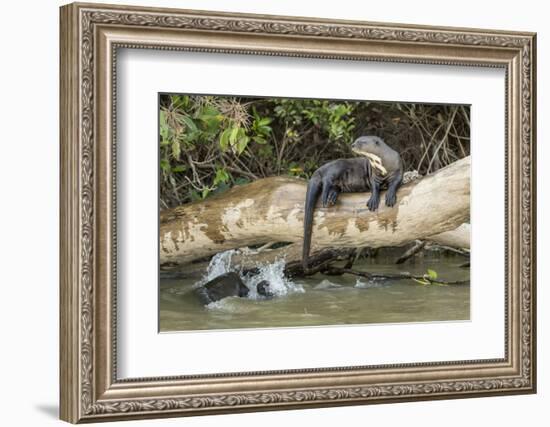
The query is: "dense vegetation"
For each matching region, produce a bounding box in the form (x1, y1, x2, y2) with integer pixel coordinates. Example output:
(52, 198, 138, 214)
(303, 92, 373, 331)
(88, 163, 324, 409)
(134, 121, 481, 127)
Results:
(159, 94, 470, 209)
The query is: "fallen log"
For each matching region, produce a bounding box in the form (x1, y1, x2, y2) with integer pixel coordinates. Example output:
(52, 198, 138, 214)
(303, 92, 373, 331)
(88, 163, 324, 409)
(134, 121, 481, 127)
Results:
(428, 223, 470, 250)
(160, 156, 470, 265)
(232, 222, 469, 274)
(160, 222, 470, 279)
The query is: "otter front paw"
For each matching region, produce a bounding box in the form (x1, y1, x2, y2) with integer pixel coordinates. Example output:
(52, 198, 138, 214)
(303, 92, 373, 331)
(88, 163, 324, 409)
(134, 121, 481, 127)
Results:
(366, 196, 380, 211)
(385, 192, 397, 207)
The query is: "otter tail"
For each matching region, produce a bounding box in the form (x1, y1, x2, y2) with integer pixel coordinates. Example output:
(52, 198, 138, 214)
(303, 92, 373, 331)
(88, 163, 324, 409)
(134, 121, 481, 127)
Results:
(302, 175, 322, 271)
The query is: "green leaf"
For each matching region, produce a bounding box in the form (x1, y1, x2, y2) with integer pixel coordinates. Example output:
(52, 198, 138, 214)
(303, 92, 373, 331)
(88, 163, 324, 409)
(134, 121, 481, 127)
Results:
(189, 189, 201, 202)
(257, 117, 272, 126)
(201, 115, 222, 134)
(413, 278, 430, 286)
(159, 110, 169, 140)
(236, 136, 250, 155)
(171, 141, 181, 160)
(160, 159, 170, 172)
(171, 95, 189, 110)
(183, 129, 200, 144)
(179, 115, 198, 133)
(201, 188, 210, 199)
(427, 269, 438, 280)
(219, 129, 231, 151)
(213, 168, 230, 186)
(171, 165, 186, 173)
(199, 105, 221, 118)
(229, 126, 240, 145)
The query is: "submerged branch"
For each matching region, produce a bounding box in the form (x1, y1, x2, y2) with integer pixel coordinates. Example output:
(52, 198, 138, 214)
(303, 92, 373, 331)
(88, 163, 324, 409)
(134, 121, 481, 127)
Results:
(395, 240, 427, 264)
(318, 266, 469, 286)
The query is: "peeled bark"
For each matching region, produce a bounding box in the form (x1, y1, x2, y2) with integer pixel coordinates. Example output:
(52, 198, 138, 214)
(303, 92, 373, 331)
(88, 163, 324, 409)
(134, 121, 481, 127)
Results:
(160, 156, 470, 265)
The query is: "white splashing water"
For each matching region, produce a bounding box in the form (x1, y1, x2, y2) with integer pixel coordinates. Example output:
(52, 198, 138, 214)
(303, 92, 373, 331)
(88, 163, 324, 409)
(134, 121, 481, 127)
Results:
(198, 249, 303, 301)
(354, 277, 385, 289)
(202, 249, 238, 284)
(244, 258, 304, 299)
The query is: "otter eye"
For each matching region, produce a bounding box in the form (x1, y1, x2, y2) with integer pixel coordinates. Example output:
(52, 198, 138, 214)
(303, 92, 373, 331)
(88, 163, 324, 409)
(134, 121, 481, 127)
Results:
(375, 140, 379, 145)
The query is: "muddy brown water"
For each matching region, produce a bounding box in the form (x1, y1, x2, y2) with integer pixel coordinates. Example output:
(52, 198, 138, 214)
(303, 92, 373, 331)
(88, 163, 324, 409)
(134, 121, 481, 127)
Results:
(159, 255, 470, 332)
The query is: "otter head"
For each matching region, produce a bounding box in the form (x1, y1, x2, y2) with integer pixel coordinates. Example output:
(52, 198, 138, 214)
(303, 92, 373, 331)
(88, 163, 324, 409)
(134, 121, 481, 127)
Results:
(351, 136, 399, 176)
(257, 281, 274, 298)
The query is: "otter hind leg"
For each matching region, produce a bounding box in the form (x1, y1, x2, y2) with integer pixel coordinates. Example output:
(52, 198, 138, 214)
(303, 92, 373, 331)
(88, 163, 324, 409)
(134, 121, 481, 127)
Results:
(322, 182, 340, 207)
(327, 188, 339, 206)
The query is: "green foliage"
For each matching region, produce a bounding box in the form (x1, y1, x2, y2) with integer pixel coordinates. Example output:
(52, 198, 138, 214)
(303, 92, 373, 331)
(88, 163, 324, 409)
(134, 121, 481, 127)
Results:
(251, 107, 272, 145)
(159, 94, 470, 208)
(413, 268, 446, 286)
(273, 99, 356, 142)
(426, 269, 438, 280)
(213, 168, 230, 186)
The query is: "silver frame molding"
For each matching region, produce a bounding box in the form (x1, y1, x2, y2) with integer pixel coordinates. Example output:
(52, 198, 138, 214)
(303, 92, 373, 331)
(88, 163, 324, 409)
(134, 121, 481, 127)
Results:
(60, 2, 536, 423)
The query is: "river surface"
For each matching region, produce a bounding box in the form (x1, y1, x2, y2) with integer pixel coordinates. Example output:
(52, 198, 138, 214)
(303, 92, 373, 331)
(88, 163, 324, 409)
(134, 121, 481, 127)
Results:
(159, 253, 470, 332)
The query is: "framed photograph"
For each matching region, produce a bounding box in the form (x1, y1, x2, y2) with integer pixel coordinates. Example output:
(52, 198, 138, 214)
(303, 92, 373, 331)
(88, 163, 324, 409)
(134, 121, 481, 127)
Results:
(60, 2, 537, 423)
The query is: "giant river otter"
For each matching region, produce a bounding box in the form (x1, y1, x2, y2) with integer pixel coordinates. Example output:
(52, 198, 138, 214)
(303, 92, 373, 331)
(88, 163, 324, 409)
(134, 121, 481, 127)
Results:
(194, 272, 274, 305)
(302, 136, 403, 270)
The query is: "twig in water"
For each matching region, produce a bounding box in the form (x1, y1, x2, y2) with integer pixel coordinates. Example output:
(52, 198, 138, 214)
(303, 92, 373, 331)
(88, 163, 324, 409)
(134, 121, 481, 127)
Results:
(317, 266, 469, 286)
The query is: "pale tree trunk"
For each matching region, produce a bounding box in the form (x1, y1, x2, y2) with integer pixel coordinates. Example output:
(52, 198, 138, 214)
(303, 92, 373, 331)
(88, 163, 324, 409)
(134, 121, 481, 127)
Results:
(428, 223, 470, 250)
(160, 156, 470, 265)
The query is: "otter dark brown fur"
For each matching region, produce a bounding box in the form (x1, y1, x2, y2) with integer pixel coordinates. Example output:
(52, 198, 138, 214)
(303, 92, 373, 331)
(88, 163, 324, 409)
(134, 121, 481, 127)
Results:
(302, 136, 403, 270)
(194, 273, 274, 305)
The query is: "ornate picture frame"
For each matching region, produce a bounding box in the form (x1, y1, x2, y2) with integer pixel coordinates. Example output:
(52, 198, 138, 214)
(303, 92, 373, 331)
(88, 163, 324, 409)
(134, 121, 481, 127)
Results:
(60, 2, 536, 423)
